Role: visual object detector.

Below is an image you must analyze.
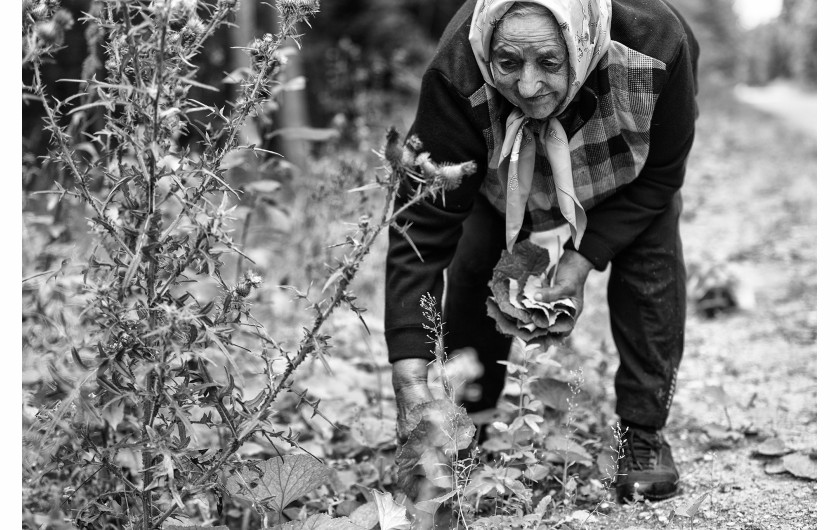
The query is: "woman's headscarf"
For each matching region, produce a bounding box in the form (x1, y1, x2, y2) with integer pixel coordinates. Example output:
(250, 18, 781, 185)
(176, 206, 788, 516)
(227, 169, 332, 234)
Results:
(469, 0, 612, 251)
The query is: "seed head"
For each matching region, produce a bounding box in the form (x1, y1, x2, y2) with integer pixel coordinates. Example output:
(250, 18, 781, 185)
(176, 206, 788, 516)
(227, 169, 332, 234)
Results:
(384, 127, 403, 166)
(414, 153, 439, 181)
(180, 16, 205, 46)
(400, 148, 416, 167)
(234, 282, 252, 298)
(275, 0, 319, 21)
(244, 270, 263, 287)
(35, 20, 62, 46)
(30, 3, 49, 21)
(52, 8, 73, 30)
(405, 134, 423, 153)
(234, 271, 263, 298)
(437, 161, 475, 190)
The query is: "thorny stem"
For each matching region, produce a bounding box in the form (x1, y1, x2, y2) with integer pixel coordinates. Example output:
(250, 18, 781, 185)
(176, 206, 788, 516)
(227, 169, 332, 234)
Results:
(235, 209, 254, 280)
(140, 5, 171, 523)
(141, 371, 156, 528)
(153, 162, 441, 527)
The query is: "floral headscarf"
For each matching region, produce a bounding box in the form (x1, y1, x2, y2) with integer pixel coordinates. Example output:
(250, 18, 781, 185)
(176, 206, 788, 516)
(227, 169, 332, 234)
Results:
(468, 0, 612, 250)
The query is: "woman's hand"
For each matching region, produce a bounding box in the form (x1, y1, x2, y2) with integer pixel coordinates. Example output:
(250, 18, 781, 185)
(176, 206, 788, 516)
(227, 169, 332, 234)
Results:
(534, 249, 594, 320)
(392, 358, 434, 442)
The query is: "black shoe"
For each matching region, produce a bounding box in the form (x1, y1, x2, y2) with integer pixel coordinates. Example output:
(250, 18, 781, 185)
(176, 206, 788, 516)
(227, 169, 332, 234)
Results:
(615, 425, 679, 503)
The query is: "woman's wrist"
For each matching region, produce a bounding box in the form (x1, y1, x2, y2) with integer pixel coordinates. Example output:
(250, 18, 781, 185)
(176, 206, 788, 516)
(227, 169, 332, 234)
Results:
(392, 358, 430, 391)
(561, 248, 595, 277)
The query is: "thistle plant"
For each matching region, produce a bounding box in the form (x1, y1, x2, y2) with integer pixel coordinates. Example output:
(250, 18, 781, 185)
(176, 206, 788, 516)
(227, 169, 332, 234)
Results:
(21, 0, 475, 527)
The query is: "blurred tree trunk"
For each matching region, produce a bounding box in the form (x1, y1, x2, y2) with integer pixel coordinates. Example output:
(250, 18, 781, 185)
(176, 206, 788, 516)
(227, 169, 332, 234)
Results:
(278, 36, 310, 168)
(781, 0, 817, 87)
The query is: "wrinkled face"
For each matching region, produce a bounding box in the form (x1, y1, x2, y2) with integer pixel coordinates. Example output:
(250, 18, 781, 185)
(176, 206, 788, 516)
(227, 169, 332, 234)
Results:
(490, 11, 570, 119)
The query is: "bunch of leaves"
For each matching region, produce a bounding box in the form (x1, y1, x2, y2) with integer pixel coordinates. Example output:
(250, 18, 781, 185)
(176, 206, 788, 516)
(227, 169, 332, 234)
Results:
(486, 240, 577, 347)
(21, 0, 476, 527)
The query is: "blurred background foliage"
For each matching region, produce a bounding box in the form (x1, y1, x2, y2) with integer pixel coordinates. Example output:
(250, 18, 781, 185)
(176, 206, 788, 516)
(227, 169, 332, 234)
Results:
(22, 0, 817, 179)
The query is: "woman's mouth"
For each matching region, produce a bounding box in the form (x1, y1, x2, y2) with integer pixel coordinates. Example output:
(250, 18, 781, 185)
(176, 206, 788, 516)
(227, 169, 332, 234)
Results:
(523, 93, 552, 103)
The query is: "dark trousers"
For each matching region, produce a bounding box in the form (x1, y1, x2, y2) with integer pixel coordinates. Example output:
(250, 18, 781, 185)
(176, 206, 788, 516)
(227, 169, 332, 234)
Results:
(443, 194, 686, 429)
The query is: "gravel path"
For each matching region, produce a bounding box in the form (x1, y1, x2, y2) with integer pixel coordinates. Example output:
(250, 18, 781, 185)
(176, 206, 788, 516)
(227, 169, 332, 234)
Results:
(733, 82, 816, 137)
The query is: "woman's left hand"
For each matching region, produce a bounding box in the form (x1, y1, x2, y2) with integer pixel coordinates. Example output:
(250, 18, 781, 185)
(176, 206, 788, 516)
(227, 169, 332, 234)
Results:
(534, 249, 594, 321)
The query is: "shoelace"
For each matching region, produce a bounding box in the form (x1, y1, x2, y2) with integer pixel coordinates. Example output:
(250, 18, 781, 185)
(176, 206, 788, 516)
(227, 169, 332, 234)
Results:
(624, 429, 662, 470)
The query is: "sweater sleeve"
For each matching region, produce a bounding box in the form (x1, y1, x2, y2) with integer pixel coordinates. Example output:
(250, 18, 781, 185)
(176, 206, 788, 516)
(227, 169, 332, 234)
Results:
(565, 37, 699, 271)
(384, 68, 488, 363)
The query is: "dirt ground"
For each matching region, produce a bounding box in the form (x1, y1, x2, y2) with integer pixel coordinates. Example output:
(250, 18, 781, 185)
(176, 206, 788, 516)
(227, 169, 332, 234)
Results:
(561, 87, 818, 529)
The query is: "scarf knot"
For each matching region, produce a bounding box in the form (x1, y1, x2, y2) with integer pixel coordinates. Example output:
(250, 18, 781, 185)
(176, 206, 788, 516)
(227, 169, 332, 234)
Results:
(499, 109, 587, 251)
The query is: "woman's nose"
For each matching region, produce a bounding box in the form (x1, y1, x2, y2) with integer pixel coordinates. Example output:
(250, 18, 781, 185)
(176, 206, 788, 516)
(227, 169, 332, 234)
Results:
(517, 64, 542, 98)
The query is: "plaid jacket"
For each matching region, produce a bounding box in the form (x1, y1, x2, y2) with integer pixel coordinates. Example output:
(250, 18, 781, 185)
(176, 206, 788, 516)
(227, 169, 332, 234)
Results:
(385, 0, 700, 363)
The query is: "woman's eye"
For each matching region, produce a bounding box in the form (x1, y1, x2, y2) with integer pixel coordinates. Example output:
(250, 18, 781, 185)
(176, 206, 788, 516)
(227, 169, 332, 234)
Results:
(496, 59, 518, 70)
(541, 61, 561, 71)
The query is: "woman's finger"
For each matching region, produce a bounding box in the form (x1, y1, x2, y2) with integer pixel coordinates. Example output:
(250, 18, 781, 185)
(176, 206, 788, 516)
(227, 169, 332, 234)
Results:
(534, 284, 576, 302)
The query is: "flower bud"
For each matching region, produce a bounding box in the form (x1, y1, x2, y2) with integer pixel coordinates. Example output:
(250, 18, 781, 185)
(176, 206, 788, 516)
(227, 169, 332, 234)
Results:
(414, 152, 438, 180)
(384, 127, 403, 166)
(437, 162, 475, 190)
(35, 20, 62, 46)
(31, 3, 49, 21)
(405, 134, 423, 153)
(52, 8, 74, 30)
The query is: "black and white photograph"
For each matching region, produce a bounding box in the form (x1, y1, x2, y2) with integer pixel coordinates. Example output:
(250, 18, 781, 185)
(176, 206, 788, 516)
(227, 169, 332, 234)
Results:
(20, 0, 822, 528)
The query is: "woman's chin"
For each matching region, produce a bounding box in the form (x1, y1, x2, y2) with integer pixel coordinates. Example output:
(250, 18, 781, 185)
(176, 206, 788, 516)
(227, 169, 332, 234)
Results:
(518, 98, 560, 120)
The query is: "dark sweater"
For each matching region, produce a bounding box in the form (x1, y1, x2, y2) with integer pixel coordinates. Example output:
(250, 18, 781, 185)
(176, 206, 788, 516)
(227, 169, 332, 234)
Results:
(385, 0, 700, 363)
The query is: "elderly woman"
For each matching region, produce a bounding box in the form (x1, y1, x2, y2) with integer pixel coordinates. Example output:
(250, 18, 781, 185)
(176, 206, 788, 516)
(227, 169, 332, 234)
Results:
(386, 0, 698, 502)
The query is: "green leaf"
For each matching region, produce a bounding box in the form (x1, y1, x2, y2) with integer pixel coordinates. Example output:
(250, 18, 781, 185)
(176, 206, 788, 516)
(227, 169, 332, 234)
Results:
(350, 416, 395, 449)
(244, 179, 283, 194)
(347, 182, 382, 193)
(163, 526, 229, 530)
(414, 489, 458, 513)
(373, 490, 411, 530)
(523, 463, 550, 481)
(348, 501, 379, 528)
(782, 452, 817, 480)
(673, 491, 709, 518)
(219, 149, 259, 171)
(764, 458, 786, 474)
(754, 437, 793, 457)
(268, 127, 339, 142)
(163, 524, 229, 530)
(101, 401, 124, 430)
(273, 513, 367, 529)
(530, 378, 573, 410)
(226, 455, 335, 512)
(494, 240, 550, 284)
(544, 434, 592, 466)
(395, 400, 475, 499)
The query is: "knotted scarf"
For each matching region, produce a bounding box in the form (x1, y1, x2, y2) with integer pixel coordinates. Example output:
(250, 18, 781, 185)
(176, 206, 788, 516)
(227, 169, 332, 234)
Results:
(469, 0, 612, 250)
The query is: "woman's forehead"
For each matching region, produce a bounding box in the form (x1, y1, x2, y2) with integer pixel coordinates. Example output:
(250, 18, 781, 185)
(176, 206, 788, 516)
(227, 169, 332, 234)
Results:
(492, 14, 566, 52)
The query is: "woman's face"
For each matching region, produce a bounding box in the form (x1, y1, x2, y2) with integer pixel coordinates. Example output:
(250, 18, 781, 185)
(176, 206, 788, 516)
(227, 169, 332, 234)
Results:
(490, 11, 570, 119)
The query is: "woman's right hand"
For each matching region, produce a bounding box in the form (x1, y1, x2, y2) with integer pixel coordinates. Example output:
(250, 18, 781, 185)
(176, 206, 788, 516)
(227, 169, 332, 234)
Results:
(392, 358, 434, 442)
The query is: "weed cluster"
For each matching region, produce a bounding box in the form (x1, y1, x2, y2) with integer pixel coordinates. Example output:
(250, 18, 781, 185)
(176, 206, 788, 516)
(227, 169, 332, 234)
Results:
(21, 1, 473, 527)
